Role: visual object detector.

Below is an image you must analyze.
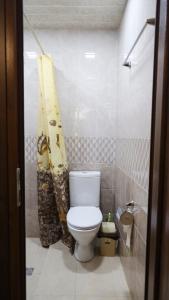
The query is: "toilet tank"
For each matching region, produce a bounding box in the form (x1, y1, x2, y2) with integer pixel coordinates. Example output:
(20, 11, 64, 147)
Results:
(69, 171, 101, 207)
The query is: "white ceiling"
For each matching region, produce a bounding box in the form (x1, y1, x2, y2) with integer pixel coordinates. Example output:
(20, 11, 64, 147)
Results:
(24, 0, 127, 30)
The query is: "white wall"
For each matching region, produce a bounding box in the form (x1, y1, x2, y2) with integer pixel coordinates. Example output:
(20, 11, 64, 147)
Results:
(117, 0, 156, 139)
(24, 29, 118, 139)
(24, 0, 157, 235)
(116, 0, 156, 205)
(24, 29, 118, 236)
(115, 2, 157, 297)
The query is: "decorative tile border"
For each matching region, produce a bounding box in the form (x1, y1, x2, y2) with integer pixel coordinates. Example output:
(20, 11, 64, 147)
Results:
(65, 137, 115, 164)
(116, 138, 150, 192)
(25, 136, 116, 164)
(25, 136, 150, 191)
(25, 136, 37, 163)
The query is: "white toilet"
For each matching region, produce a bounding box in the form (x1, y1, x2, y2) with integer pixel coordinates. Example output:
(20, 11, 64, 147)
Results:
(67, 171, 102, 262)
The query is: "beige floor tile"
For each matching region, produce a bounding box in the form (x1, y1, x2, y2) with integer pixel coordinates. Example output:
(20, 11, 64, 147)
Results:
(75, 297, 131, 300)
(26, 238, 49, 275)
(31, 296, 75, 300)
(27, 274, 40, 298)
(26, 239, 131, 300)
(75, 256, 131, 297)
(34, 241, 77, 296)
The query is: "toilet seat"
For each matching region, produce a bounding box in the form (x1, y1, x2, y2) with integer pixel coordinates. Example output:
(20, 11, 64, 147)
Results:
(67, 206, 102, 230)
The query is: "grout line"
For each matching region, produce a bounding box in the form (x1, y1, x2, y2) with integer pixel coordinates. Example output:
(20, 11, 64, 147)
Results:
(74, 257, 79, 299)
(26, 238, 132, 300)
(134, 224, 147, 247)
(116, 165, 149, 195)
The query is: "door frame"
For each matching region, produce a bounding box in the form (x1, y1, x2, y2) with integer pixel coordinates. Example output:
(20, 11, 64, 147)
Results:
(0, 0, 169, 299)
(145, 0, 169, 299)
(0, 0, 25, 299)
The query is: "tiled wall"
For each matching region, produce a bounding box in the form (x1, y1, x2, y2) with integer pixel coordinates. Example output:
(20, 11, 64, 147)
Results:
(24, 2, 156, 298)
(24, 29, 118, 138)
(116, 139, 150, 196)
(115, 0, 156, 299)
(115, 167, 148, 299)
(24, 29, 118, 236)
(25, 136, 116, 236)
(25, 136, 116, 164)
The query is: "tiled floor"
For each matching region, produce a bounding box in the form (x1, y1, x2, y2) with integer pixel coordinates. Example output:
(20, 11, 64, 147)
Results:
(26, 238, 131, 300)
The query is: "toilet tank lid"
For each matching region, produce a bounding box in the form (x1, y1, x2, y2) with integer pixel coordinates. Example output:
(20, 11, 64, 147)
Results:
(69, 171, 101, 178)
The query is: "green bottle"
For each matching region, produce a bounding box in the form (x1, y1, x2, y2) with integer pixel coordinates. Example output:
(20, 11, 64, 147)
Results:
(107, 212, 112, 222)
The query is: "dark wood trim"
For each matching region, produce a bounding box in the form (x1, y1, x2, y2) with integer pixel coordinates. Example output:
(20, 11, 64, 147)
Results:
(145, 0, 169, 299)
(157, 1, 169, 297)
(0, 1, 10, 298)
(0, 0, 25, 299)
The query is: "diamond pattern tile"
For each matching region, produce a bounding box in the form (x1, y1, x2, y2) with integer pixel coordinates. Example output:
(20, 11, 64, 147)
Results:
(116, 139, 150, 191)
(25, 136, 116, 164)
(25, 136, 37, 162)
(65, 137, 115, 164)
(25, 136, 150, 191)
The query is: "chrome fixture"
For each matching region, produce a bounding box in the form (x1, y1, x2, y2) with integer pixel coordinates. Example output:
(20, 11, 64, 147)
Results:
(123, 18, 156, 68)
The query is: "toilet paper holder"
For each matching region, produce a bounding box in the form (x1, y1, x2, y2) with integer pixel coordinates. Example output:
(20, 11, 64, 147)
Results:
(116, 206, 133, 226)
(116, 200, 140, 226)
(115, 201, 138, 249)
(126, 200, 138, 214)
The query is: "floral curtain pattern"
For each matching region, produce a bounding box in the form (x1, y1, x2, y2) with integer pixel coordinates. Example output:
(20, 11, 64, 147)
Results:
(37, 54, 73, 248)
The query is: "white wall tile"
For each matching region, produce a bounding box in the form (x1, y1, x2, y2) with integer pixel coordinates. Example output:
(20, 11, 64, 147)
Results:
(24, 29, 118, 138)
(117, 0, 156, 139)
(116, 0, 156, 200)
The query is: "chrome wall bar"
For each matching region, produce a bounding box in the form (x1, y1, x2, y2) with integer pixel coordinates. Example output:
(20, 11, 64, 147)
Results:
(123, 18, 156, 68)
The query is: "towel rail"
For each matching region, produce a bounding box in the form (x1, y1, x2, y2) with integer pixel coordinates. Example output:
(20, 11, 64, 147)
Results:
(123, 18, 156, 68)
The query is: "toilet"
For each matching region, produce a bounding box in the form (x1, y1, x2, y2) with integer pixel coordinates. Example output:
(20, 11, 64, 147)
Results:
(67, 171, 102, 262)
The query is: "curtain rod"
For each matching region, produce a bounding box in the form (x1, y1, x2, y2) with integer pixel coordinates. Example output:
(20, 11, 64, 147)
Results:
(123, 18, 156, 68)
(24, 13, 45, 55)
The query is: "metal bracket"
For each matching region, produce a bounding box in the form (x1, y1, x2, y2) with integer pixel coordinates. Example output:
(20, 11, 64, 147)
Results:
(16, 167, 21, 207)
(126, 200, 137, 213)
(123, 17, 156, 68)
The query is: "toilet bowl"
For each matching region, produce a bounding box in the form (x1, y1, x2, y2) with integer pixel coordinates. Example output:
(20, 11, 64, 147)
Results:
(67, 171, 102, 262)
(67, 206, 102, 262)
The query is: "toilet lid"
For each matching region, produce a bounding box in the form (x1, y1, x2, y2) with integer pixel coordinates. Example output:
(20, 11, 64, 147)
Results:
(67, 206, 102, 229)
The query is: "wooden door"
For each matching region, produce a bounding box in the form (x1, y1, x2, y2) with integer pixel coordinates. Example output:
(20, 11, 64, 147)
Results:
(0, 0, 25, 299)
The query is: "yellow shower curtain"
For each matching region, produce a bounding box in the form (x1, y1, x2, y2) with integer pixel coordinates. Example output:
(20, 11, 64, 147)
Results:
(37, 54, 73, 248)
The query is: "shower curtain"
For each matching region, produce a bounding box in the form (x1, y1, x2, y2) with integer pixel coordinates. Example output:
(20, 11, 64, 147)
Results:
(37, 54, 73, 249)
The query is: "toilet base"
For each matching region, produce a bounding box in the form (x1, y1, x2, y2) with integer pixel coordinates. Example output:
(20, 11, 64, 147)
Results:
(74, 242, 94, 262)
